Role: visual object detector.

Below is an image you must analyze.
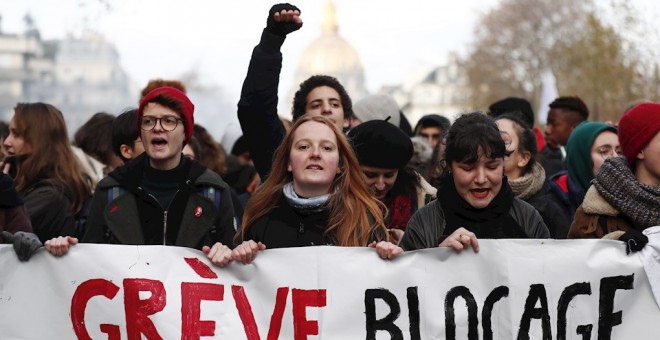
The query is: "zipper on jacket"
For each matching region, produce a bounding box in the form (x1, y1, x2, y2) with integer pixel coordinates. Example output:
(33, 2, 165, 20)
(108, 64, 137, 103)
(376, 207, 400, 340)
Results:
(163, 210, 168, 245)
(298, 222, 304, 237)
(144, 189, 178, 246)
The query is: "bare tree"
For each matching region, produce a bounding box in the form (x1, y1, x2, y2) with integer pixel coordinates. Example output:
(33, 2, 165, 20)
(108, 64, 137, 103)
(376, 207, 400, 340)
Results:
(462, 0, 659, 123)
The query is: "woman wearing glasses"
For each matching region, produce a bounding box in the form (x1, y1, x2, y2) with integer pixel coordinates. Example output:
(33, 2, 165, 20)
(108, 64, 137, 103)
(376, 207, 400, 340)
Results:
(568, 103, 660, 240)
(2, 103, 91, 242)
(547, 121, 620, 227)
(495, 115, 569, 238)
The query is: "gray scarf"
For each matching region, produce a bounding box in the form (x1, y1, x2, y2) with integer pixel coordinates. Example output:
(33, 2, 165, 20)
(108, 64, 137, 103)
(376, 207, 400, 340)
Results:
(282, 182, 330, 215)
(594, 157, 660, 229)
(508, 162, 546, 200)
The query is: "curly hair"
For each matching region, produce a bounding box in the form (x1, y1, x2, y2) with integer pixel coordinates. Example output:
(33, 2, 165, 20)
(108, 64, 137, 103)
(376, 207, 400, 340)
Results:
(291, 75, 353, 121)
(140, 79, 187, 100)
(239, 115, 387, 247)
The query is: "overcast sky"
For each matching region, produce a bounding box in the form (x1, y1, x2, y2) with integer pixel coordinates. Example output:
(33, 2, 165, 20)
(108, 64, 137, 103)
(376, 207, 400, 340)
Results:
(0, 1, 501, 97)
(1, 0, 658, 137)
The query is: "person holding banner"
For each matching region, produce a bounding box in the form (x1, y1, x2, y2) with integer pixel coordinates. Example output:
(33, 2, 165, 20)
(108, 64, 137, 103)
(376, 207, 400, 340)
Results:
(44, 87, 237, 266)
(232, 115, 401, 263)
(568, 102, 660, 248)
(400, 112, 550, 252)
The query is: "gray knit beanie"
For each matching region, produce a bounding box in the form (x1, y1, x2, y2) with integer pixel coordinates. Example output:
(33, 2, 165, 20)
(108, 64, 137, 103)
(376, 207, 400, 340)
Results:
(352, 94, 401, 127)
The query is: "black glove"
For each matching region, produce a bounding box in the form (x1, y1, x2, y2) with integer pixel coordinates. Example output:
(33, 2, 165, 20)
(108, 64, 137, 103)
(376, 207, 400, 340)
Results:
(1, 231, 43, 262)
(266, 3, 303, 36)
(619, 229, 649, 254)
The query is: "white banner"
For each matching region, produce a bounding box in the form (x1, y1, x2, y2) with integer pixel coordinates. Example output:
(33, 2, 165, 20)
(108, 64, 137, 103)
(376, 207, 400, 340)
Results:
(1, 239, 659, 340)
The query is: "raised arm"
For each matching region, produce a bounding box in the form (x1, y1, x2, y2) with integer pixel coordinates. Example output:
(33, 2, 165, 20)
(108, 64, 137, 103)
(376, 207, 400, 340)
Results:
(237, 4, 303, 179)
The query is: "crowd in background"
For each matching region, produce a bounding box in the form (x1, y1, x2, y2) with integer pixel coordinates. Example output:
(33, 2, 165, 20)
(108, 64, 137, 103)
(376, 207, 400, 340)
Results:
(1, 3, 659, 265)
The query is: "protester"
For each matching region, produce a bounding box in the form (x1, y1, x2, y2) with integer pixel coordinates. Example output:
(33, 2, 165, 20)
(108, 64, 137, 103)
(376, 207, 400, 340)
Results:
(192, 124, 246, 223)
(568, 102, 660, 246)
(111, 109, 145, 162)
(192, 124, 227, 176)
(2, 103, 91, 242)
(231, 115, 401, 263)
(237, 3, 354, 179)
(73, 112, 123, 192)
(140, 79, 187, 100)
(495, 114, 568, 238)
(488, 97, 546, 152)
(414, 114, 451, 149)
(44, 87, 237, 266)
(548, 122, 619, 226)
(348, 120, 436, 243)
(400, 112, 550, 252)
(351, 94, 401, 129)
(0, 171, 43, 261)
(74, 112, 123, 175)
(541, 96, 589, 176)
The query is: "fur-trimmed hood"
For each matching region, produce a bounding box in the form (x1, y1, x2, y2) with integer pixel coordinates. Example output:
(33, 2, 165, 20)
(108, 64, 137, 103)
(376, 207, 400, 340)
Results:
(581, 185, 619, 217)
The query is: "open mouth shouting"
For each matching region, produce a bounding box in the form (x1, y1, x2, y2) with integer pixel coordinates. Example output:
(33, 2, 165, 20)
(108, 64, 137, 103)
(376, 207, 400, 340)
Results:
(470, 188, 490, 200)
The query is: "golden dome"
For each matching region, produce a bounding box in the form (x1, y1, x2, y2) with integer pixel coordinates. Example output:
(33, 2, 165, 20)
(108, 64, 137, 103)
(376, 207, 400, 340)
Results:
(293, 0, 366, 100)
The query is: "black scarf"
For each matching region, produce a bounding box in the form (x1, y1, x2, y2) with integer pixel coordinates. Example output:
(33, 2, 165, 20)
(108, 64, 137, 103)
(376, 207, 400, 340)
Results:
(438, 175, 527, 239)
(0, 172, 22, 207)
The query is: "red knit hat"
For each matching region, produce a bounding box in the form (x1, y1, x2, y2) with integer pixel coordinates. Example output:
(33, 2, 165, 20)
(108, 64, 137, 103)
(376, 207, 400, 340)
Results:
(138, 86, 194, 143)
(618, 102, 660, 166)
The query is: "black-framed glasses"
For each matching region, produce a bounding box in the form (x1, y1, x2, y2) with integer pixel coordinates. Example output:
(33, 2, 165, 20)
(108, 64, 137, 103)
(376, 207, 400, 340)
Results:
(140, 116, 182, 131)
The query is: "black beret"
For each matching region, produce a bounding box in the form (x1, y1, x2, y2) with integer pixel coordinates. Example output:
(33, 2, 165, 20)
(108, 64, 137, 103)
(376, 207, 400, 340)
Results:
(488, 97, 534, 127)
(348, 120, 413, 169)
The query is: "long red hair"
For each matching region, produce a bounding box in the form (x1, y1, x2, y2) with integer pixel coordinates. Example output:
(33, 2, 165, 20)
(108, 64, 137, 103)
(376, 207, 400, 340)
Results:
(240, 115, 387, 246)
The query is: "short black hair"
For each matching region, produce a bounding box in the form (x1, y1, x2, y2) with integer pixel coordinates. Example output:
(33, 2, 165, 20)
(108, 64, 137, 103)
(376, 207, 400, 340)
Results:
(112, 108, 139, 162)
(549, 96, 589, 120)
(291, 75, 353, 121)
(414, 114, 451, 135)
(445, 112, 507, 165)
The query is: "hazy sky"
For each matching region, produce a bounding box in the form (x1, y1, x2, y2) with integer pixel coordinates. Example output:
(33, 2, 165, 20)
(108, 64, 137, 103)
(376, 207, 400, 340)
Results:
(0, 1, 500, 99)
(1, 0, 658, 137)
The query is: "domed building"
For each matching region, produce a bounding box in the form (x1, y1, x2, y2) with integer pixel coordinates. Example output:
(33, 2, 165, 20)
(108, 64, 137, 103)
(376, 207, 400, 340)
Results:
(289, 0, 367, 106)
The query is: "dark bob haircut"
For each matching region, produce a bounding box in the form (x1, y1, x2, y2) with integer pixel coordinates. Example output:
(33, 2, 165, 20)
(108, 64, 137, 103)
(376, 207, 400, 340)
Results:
(445, 112, 508, 166)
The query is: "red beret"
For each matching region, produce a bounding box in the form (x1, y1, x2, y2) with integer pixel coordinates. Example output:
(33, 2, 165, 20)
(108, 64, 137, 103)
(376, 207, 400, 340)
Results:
(138, 86, 194, 143)
(618, 102, 660, 167)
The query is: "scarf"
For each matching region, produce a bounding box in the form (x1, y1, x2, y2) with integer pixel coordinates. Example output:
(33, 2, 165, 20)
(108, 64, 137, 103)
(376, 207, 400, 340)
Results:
(283, 182, 330, 215)
(384, 193, 414, 230)
(594, 157, 660, 229)
(508, 162, 546, 200)
(438, 175, 526, 239)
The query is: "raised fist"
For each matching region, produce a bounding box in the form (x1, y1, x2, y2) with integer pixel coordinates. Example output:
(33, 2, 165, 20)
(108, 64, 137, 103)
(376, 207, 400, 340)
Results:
(266, 3, 303, 36)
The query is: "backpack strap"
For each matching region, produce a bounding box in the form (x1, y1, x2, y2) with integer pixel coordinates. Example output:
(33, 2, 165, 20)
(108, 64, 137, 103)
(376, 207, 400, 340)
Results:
(103, 186, 126, 243)
(107, 186, 126, 203)
(202, 186, 221, 211)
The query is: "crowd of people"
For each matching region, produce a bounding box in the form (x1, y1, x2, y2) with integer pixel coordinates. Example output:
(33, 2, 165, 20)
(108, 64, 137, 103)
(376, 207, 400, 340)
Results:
(1, 3, 658, 266)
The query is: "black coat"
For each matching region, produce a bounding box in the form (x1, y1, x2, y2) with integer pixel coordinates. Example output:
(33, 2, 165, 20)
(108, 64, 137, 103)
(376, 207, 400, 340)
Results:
(524, 182, 569, 239)
(83, 154, 236, 249)
(244, 196, 331, 248)
(237, 30, 287, 179)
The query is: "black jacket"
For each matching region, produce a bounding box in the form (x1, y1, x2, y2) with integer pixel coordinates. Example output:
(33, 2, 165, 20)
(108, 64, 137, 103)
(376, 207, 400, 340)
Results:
(237, 29, 287, 179)
(82, 154, 236, 249)
(244, 196, 331, 248)
(525, 182, 569, 239)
